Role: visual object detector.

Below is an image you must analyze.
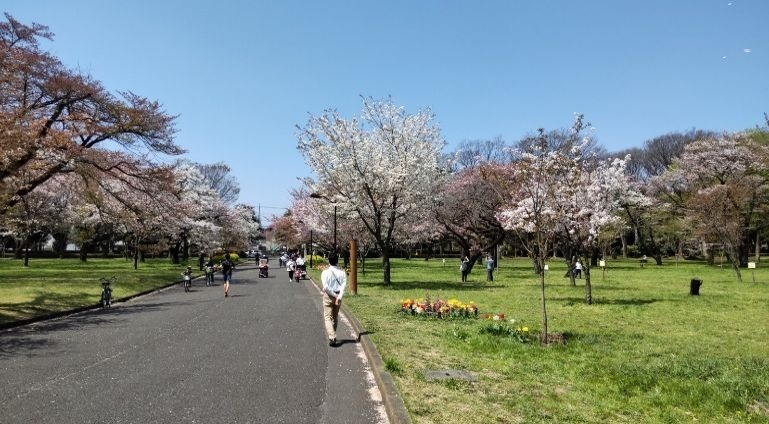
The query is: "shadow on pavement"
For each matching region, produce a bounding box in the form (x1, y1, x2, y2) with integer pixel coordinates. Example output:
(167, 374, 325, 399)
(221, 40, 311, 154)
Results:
(0, 301, 182, 358)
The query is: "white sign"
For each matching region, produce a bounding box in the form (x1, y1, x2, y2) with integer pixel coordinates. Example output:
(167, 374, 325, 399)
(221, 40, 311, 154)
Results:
(599, 260, 606, 267)
(748, 262, 756, 269)
(544, 264, 549, 271)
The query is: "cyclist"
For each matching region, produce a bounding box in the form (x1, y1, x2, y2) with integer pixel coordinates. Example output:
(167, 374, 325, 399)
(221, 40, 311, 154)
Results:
(205, 257, 215, 286)
(182, 266, 193, 292)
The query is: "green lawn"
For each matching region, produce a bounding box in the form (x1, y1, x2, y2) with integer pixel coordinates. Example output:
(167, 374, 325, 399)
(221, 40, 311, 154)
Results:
(327, 257, 769, 423)
(3, 255, 768, 422)
(0, 257, 192, 324)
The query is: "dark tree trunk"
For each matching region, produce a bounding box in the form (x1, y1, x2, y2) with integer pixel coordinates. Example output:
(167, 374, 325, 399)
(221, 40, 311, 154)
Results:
(132, 234, 141, 269)
(738, 229, 751, 268)
(169, 242, 181, 264)
(53, 232, 67, 259)
(382, 247, 391, 285)
(182, 236, 190, 261)
(14, 237, 23, 259)
(583, 260, 593, 305)
(79, 242, 89, 262)
(23, 235, 30, 267)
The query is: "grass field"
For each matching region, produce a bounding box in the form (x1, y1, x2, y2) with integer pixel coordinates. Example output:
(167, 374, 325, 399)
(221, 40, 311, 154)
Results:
(329, 257, 769, 423)
(0, 257, 193, 325)
(3, 255, 768, 422)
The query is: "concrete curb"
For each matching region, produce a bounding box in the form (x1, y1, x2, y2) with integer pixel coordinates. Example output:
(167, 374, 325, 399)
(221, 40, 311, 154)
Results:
(310, 277, 412, 424)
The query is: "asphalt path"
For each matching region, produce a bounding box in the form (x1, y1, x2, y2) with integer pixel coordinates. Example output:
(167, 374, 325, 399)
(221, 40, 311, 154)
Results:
(0, 259, 387, 424)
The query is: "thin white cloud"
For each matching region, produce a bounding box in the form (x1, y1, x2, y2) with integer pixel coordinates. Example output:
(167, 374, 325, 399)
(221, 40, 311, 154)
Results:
(743, 48, 752, 53)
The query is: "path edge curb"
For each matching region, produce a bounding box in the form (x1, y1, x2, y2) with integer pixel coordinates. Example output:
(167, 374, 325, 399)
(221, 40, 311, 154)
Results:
(310, 277, 412, 424)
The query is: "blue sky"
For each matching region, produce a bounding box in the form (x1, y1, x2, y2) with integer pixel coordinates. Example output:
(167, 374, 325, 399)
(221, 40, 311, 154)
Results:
(4, 1, 767, 222)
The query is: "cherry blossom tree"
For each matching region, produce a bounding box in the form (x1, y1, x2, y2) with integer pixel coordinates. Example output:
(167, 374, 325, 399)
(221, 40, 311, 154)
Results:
(496, 130, 565, 343)
(433, 163, 507, 274)
(297, 97, 445, 284)
(195, 162, 240, 205)
(0, 14, 181, 216)
(497, 115, 643, 340)
(651, 133, 769, 281)
(552, 155, 644, 304)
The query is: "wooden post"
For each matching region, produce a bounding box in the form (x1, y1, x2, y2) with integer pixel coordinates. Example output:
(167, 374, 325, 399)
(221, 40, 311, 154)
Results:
(349, 239, 358, 295)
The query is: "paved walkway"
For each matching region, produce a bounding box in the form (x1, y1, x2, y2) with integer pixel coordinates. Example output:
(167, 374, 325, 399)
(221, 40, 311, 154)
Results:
(0, 259, 387, 424)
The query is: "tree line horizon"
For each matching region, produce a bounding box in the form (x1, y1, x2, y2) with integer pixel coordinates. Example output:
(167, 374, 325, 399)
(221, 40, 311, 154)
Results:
(3, 12, 769, 295)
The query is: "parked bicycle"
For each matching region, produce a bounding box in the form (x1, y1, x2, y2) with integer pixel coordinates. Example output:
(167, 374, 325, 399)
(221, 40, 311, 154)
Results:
(100, 276, 116, 308)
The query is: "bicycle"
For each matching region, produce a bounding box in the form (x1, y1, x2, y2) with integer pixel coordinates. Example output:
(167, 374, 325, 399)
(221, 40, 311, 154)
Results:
(100, 276, 116, 308)
(182, 266, 193, 292)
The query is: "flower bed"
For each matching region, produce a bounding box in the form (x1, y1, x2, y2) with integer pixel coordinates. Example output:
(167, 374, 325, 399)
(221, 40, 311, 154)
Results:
(400, 296, 478, 319)
(480, 318, 534, 343)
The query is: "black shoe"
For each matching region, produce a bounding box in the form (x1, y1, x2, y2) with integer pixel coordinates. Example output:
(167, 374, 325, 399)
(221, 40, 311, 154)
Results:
(329, 338, 336, 347)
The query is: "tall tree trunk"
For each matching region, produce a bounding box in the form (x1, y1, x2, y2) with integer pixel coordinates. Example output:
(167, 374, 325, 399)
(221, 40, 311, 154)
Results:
(724, 243, 743, 282)
(53, 232, 67, 259)
(537, 255, 549, 345)
(382, 246, 391, 285)
(79, 242, 88, 262)
(182, 235, 190, 261)
(23, 235, 30, 267)
(14, 237, 23, 259)
(133, 235, 140, 270)
(738, 229, 751, 268)
(621, 232, 627, 259)
(756, 232, 761, 263)
(582, 258, 593, 305)
(169, 243, 181, 264)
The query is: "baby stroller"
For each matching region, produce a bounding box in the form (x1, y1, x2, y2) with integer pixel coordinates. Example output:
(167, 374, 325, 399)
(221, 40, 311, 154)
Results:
(295, 264, 307, 281)
(258, 257, 269, 278)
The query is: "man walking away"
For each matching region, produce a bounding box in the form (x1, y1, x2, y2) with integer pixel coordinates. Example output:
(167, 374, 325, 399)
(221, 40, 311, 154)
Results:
(321, 253, 347, 347)
(486, 254, 495, 282)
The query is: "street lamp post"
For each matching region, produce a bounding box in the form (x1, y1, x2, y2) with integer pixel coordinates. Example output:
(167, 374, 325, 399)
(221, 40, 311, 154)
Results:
(309, 230, 313, 268)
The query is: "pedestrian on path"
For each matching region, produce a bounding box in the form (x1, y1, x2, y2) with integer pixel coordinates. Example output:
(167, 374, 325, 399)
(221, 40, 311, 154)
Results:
(221, 254, 234, 297)
(286, 256, 296, 282)
(321, 253, 347, 347)
(486, 254, 495, 282)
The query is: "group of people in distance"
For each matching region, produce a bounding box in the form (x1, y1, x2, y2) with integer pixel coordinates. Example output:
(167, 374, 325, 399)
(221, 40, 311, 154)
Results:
(459, 253, 497, 282)
(278, 250, 347, 347)
(195, 253, 235, 297)
(280, 251, 307, 282)
(191, 249, 348, 348)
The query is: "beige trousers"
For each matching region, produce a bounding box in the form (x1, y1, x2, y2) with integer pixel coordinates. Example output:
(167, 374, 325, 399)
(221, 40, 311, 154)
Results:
(323, 293, 341, 340)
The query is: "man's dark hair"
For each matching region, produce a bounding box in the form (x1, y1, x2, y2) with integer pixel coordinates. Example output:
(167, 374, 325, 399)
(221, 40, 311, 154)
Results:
(328, 253, 339, 266)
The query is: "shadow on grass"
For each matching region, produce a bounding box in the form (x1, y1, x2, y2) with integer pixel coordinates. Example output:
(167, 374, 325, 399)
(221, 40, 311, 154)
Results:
(361, 280, 505, 291)
(552, 296, 662, 306)
(555, 282, 640, 291)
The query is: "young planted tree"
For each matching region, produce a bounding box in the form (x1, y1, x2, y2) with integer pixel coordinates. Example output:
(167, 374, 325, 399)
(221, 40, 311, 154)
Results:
(297, 97, 445, 284)
(496, 129, 569, 344)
